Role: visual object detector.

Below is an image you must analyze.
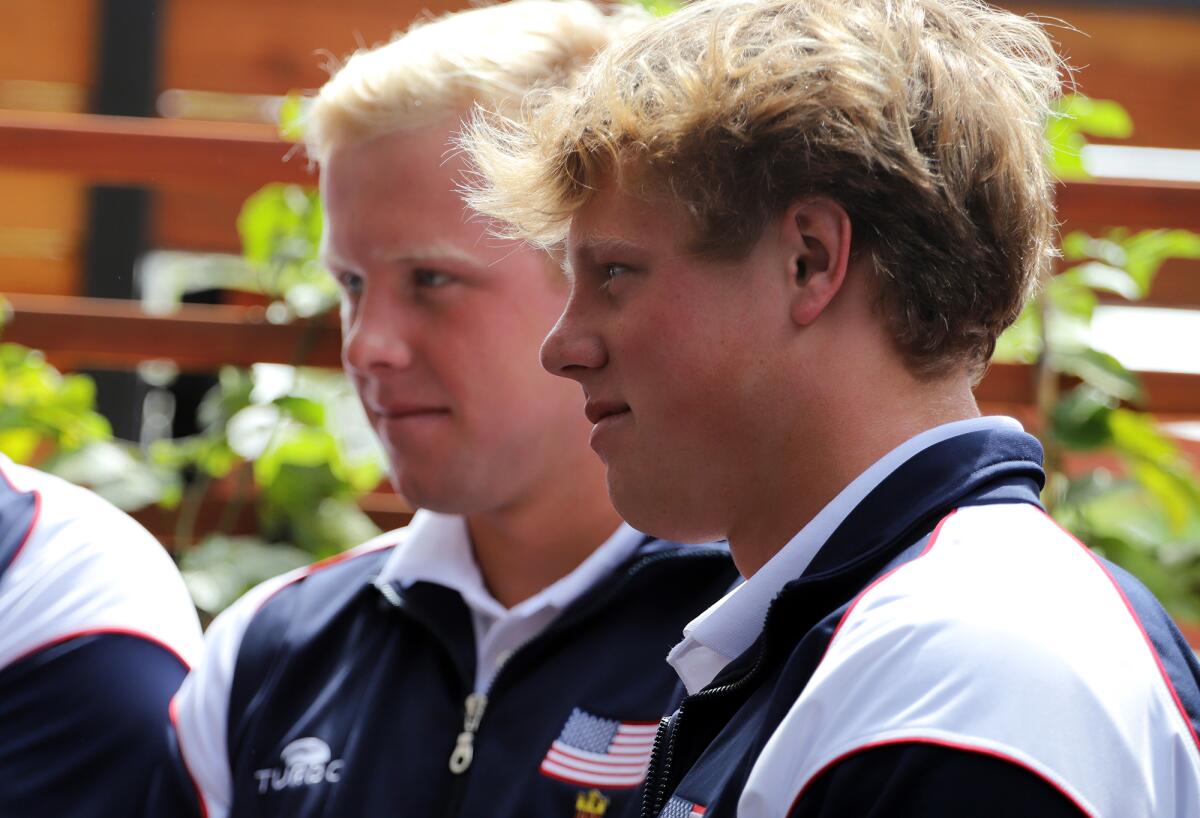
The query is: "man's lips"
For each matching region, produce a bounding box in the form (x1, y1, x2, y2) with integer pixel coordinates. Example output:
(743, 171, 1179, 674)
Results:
(584, 400, 631, 425)
(369, 404, 450, 420)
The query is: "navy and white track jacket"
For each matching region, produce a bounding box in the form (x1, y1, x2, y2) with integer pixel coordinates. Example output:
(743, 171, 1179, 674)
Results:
(0, 457, 203, 818)
(640, 427, 1200, 818)
(150, 530, 736, 818)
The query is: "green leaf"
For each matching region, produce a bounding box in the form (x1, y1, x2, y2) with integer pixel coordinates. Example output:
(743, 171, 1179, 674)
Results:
(632, 0, 680, 15)
(1045, 96, 1132, 180)
(198, 367, 254, 431)
(1060, 231, 1124, 266)
(993, 301, 1043, 364)
(254, 427, 341, 491)
(288, 497, 381, 556)
(1061, 262, 1142, 301)
(198, 440, 239, 478)
(0, 428, 43, 463)
(1131, 462, 1198, 533)
(237, 184, 320, 268)
(1046, 130, 1089, 180)
(274, 396, 326, 427)
(1049, 386, 1114, 450)
(343, 459, 383, 494)
(44, 440, 181, 512)
(1109, 409, 1180, 465)
(1121, 229, 1200, 294)
(226, 404, 284, 460)
(1045, 273, 1098, 320)
(238, 185, 289, 266)
(1050, 347, 1143, 403)
(1059, 95, 1133, 139)
(179, 534, 313, 615)
(278, 92, 307, 142)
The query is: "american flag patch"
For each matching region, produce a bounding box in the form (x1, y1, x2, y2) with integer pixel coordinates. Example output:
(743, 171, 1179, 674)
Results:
(659, 796, 707, 817)
(538, 708, 658, 789)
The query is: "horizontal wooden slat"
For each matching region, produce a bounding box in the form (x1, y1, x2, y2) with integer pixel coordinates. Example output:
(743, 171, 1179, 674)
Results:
(0, 114, 1197, 249)
(0, 170, 85, 296)
(153, 186, 258, 253)
(160, 0, 460, 97)
(1004, 4, 1200, 151)
(1140, 260, 1200, 311)
(0, 0, 96, 92)
(5, 124, 1193, 304)
(1057, 178, 1200, 234)
(154, 0, 1200, 152)
(977, 362, 1200, 420)
(1, 115, 1196, 217)
(2, 293, 340, 369)
(0, 110, 312, 190)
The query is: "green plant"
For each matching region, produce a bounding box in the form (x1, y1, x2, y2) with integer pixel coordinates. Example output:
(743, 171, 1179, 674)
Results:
(156, 362, 384, 616)
(993, 96, 1200, 619)
(0, 336, 111, 463)
(0, 305, 181, 511)
(238, 183, 339, 321)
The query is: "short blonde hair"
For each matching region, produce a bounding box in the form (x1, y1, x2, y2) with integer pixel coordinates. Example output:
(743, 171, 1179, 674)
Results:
(305, 0, 647, 164)
(464, 0, 1065, 377)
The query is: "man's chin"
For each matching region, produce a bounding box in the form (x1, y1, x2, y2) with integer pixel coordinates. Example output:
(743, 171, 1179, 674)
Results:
(389, 465, 500, 517)
(609, 472, 723, 545)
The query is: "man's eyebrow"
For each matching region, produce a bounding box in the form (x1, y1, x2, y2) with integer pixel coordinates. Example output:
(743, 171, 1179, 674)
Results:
(322, 241, 488, 271)
(571, 234, 645, 259)
(389, 241, 488, 268)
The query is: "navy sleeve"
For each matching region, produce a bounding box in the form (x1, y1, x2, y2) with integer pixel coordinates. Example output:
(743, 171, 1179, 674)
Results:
(789, 743, 1088, 818)
(143, 722, 205, 818)
(0, 633, 189, 818)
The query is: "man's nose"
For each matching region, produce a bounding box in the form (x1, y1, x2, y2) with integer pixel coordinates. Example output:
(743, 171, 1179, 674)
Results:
(341, 295, 415, 374)
(540, 301, 607, 381)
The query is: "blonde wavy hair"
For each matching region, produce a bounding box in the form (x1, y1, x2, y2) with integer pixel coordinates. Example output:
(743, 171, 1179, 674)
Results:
(305, 0, 648, 164)
(463, 0, 1066, 377)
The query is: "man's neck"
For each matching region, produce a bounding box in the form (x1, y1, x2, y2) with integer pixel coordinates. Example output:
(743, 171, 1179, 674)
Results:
(465, 465, 623, 609)
(727, 373, 981, 578)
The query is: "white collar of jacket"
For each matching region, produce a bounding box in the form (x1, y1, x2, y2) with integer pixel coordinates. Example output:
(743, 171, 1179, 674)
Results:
(667, 415, 1025, 695)
(377, 510, 645, 621)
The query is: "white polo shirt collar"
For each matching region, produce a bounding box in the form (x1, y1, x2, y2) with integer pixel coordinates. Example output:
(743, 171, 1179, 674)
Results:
(377, 509, 646, 691)
(667, 415, 1025, 695)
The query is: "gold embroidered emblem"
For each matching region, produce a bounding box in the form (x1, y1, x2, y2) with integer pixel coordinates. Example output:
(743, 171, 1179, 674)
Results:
(575, 788, 610, 817)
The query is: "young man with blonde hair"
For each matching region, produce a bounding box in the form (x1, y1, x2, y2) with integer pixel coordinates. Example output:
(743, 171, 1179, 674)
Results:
(465, 0, 1200, 814)
(146, 3, 734, 817)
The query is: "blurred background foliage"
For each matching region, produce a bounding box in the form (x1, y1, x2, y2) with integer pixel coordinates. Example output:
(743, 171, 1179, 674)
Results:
(0, 89, 1198, 623)
(994, 94, 1200, 620)
(0, 166, 385, 619)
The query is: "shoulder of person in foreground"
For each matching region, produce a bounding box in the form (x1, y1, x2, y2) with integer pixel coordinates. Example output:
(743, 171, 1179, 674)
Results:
(738, 502, 1200, 818)
(146, 526, 404, 818)
(0, 457, 204, 818)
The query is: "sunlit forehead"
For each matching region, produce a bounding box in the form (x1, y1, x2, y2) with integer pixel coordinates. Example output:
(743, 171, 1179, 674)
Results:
(323, 238, 489, 274)
(387, 240, 489, 269)
(569, 233, 648, 265)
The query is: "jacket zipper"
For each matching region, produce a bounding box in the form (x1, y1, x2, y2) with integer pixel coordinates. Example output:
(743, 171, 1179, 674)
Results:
(643, 519, 960, 815)
(641, 631, 773, 818)
(448, 692, 488, 774)
(377, 546, 730, 818)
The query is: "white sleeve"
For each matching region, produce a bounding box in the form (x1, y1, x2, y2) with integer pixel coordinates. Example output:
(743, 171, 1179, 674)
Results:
(737, 504, 1200, 818)
(0, 464, 203, 672)
(169, 530, 405, 818)
(170, 574, 293, 818)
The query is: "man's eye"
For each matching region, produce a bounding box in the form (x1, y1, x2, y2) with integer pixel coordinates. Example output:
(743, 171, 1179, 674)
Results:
(414, 268, 454, 288)
(337, 271, 364, 297)
(601, 264, 632, 288)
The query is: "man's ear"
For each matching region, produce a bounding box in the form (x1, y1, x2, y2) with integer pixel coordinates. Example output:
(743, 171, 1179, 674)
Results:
(781, 198, 853, 327)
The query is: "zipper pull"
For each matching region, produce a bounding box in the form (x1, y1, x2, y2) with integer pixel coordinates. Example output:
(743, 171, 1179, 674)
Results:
(448, 693, 488, 774)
